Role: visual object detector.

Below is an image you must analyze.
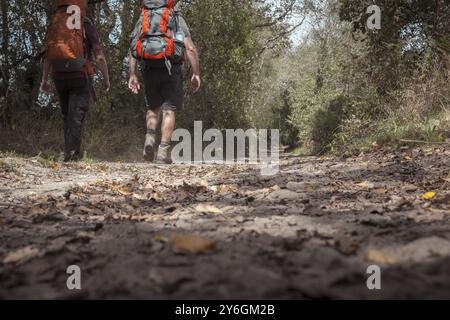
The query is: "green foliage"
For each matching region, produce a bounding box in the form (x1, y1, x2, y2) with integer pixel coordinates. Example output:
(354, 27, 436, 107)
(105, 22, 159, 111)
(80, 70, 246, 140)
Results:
(339, 0, 450, 93)
(309, 95, 349, 154)
(1, 0, 448, 158)
(277, 0, 450, 154)
(180, 0, 262, 130)
(1, 0, 282, 158)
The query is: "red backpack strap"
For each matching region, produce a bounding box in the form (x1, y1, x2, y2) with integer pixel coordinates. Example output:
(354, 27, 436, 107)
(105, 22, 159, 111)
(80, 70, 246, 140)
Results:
(136, 7, 150, 59)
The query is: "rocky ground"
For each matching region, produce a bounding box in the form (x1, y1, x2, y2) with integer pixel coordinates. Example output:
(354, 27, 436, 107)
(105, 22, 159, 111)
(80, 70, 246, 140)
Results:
(0, 147, 449, 299)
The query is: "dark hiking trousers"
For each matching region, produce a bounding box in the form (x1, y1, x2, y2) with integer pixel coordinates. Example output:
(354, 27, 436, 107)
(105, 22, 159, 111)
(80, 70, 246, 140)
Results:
(54, 77, 91, 161)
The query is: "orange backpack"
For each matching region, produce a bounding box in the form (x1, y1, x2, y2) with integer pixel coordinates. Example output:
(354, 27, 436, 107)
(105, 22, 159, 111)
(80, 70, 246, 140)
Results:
(45, 0, 88, 73)
(131, 1, 178, 61)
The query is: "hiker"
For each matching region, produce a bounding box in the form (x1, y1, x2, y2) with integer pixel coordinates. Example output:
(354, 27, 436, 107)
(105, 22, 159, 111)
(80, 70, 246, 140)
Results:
(40, 0, 110, 162)
(128, 0, 201, 164)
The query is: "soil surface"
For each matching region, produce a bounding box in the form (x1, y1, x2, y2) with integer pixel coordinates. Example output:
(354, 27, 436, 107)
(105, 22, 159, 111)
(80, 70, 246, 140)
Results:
(1, 148, 449, 299)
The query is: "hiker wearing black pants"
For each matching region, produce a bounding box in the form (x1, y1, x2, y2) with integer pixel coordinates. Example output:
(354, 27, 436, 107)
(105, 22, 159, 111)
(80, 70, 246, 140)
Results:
(40, 0, 110, 162)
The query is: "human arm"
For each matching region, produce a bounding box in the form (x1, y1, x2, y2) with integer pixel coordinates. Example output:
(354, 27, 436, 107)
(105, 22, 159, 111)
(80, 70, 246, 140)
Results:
(94, 50, 110, 92)
(184, 37, 201, 93)
(40, 57, 53, 93)
(128, 53, 141, 94)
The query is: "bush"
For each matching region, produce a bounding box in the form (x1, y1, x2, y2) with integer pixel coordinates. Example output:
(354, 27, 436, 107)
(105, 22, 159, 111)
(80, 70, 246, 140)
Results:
(309, 95, 348, 154)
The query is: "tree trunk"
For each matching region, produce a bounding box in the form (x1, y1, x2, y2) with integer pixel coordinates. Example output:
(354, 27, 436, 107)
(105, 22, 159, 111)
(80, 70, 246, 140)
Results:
(1, 0, 10, 125)
(1, 0, 9, 86)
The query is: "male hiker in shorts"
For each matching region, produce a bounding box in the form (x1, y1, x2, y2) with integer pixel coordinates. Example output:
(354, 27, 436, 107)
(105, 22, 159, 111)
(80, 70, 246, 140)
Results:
(40, 0, 110, 162)
(128, 1, 201, 164)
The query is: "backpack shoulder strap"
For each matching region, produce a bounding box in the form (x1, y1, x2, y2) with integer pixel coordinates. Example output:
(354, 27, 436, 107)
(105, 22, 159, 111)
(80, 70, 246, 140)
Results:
(171, 11, 180, 32)
(83, 17, 92, 41)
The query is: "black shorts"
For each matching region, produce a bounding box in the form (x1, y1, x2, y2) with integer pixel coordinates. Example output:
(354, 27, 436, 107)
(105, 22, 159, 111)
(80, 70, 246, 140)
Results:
(142, 63, 183, 112)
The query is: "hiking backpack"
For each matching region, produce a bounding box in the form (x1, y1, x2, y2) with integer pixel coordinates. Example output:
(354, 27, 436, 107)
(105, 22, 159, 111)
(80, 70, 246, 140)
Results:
(45, 0, 88, 73)
(130, 0, 184, 72)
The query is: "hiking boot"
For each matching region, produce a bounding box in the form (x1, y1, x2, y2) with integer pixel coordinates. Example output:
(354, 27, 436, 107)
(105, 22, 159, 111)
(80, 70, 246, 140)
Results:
(143, 133, 157, 162)
(154, 144, 173, 165)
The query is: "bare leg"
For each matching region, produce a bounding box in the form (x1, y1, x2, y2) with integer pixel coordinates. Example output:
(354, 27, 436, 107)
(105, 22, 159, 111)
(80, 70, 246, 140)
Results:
(143, 107, 161, 161)
(161, 110, 175, 143)
(146, 107, 161, 132)
(155, 110, 176, 164)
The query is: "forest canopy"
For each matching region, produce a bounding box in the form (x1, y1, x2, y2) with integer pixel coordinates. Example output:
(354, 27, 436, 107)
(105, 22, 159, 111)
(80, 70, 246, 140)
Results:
(0, 0, 449, 159)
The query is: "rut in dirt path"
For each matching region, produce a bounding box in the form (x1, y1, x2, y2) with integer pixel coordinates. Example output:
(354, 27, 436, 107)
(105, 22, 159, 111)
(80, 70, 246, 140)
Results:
(0, 148, 449, 299)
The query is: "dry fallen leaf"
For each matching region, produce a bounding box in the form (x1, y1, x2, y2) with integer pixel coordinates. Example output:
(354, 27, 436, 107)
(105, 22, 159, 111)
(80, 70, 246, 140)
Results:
(269, 185, 281, 193)
(200, 180, 209, 187)
(50, 163, 61, 171)
(195, 204, 223, 214)
(3, 246, 40, 264)
(30, 205, 47, 215)
(209, 185, 219, 193)
(152, 234, 168, 243)
(218, 184, 239, 194)
(88, 216, 105, 222)
(144, 182, 154, 190)
(356, 181, 375, 189)
(30, 194, 50, 202)
(422, 192, 437, 200)
(403, 154, 413, 161)
(373, 188, 388, 194)
(117, 186, 130, 196)
(169, 234, 217, 253)
(366, 249, 398, 265)
(132, 193, 146, 201)
(360, 162, 369, 169)
(152, 192, 163, 201)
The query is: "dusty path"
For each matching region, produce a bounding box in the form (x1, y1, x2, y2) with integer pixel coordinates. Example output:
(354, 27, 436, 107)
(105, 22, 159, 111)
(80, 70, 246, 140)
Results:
(1, 148, 449, 299)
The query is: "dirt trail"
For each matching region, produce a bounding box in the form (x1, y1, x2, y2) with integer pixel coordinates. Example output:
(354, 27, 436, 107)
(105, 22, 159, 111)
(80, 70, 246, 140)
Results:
(1, 148, 449, 299)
